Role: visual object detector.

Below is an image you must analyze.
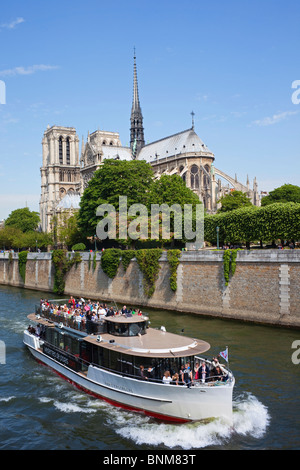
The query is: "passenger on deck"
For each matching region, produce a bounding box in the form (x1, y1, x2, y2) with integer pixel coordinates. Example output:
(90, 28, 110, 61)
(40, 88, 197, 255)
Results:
(212, 356, 220, 368)
(162, 371, 172, 385)
(172, 372, 179, 385)
(213, 366, 225, 382)
(139, 365, 148, 380)
(182, 363, 193, 388)
(106, 307, 114, 317)
(200, 361, 210, 383)
(193, 362, 200, 381)
(146, 367, 154, 380)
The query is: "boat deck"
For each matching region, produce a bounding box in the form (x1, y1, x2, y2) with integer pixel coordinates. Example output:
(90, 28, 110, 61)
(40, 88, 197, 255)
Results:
(28, 313, 210, 359)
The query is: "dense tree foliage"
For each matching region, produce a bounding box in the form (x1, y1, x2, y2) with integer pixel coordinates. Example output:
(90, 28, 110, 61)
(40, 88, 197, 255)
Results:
(78, 159, 154, 237)
(77, 160, 202, 247)
(5, 207, 40, 232)
(217, 190, 252, 212)
(204, 203, 300, 246)
(261, 184, 300, 206)
(0, 225, 52, 250)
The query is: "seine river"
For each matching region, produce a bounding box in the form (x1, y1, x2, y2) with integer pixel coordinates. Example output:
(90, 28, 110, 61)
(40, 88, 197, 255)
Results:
(0, 284, 299, 452)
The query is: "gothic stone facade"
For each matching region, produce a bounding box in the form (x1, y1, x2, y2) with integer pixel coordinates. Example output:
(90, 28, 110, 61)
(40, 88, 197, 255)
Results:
(40, 56, 259, 232)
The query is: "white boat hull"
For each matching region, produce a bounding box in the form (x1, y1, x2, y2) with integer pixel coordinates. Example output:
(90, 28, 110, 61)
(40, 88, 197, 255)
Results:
(24, 330, 234, 423)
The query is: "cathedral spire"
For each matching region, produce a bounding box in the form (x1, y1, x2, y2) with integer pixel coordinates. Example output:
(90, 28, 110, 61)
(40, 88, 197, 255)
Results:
(130, 48, 145, 158)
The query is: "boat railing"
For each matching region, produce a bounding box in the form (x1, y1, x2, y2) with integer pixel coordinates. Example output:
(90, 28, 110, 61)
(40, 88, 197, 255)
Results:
(35, 307, 107, 335)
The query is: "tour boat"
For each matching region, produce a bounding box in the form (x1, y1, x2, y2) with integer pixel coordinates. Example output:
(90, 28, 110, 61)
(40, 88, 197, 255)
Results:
(23, 300, 235, 423)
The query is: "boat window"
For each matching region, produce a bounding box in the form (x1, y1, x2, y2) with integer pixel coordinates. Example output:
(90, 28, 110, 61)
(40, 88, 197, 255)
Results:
(106, 320, 147, 337)
(128, 323, 144, 336)
(80, 341, 92, 364)
(109, 350, 122, 373)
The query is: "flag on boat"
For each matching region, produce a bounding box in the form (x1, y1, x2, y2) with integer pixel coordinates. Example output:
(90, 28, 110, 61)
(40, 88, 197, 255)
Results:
(219, 347, 229, 362)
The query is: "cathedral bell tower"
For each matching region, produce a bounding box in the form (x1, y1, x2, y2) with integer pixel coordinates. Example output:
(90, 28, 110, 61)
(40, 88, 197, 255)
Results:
(39, 126, 80, 232)
(130, 50, 145, 158)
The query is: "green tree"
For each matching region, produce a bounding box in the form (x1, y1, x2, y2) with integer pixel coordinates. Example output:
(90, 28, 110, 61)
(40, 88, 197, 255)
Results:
(148, 174, 202, 244)
(78, 159, 154, 238)
(217, 190, 252, 213)
(204, 203, 300, 247)
(56, 211, 83, 248)
(5, 207, 40, 232)
(0, 226, 23, 249)
(148, 174, 201, 207)
(261, 184, 300, 206)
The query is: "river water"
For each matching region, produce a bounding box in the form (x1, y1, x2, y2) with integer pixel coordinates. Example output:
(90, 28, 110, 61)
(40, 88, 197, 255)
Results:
(0, 284, 299, 451)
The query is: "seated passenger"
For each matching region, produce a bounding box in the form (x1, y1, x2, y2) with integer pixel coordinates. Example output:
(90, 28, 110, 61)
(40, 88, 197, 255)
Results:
(106, 307, 114, 317)
(172, 372, 179, 385)
(162, 371, 172, 385)
(146, 367, 154, 380)
(139, 365, 148, 380)
(213, 365, 225, 381)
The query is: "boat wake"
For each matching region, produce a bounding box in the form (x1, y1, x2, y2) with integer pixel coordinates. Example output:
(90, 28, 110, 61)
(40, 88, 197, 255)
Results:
(112, 392, 270, 449)
(32, 373, 270, 450)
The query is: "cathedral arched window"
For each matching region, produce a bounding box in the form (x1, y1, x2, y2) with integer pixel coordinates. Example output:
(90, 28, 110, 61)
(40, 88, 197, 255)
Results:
(59, 136, 63, 164)
(59, 188, 66, 198)
(179, 165, 187, 184)
(203, 164, 210, 187)
(190, 164, 200, 189)
(66, 137, 70, 165)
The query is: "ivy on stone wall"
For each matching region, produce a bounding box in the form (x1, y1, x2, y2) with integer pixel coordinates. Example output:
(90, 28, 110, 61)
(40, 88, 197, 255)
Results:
(101, 248, 122, 278)
(52, 249, 82, 295)
(135, 249, 163, 298)
(167, 249, 181, 291)
(100, 248, 178, 297)
(18, 250, 28, 283)
(121, 250, 136, 272)
(223, 249, 239, 286)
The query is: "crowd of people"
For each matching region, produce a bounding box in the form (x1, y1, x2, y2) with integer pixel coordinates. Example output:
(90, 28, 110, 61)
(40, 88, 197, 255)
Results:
(140, 356, 228, 386)
(39, 297, 144, 330)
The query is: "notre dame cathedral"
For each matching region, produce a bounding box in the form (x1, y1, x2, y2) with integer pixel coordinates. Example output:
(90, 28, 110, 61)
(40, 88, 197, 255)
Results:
(39, 53, 260, 233)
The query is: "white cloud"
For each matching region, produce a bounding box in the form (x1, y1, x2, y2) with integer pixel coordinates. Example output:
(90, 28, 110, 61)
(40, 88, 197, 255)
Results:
(1, 17, 25, 30)
(0, 64, 59, 77)
(251, 110, 298, 127)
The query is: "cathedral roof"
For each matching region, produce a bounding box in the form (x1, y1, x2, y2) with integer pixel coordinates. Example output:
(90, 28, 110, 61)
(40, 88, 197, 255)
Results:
(56, 193, 81, 210)
(137, 128, 214, 164)
(101, 146, 132, 161)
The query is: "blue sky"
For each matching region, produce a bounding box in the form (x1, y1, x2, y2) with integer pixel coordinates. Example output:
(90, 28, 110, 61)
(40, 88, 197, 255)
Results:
(0, 0, 299, 221)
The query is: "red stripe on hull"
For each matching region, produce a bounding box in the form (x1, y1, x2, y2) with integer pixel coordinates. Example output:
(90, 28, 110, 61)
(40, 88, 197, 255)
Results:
(34, 356, 189, 424)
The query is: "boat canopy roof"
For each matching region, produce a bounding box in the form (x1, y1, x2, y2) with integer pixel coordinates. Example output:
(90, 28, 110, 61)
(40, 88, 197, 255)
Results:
(84, 328, 210, 358)
(28, 313, 210, 358)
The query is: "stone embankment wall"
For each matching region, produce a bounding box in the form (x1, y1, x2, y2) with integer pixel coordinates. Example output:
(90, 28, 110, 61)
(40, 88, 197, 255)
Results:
(0, 250, 299, 328)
